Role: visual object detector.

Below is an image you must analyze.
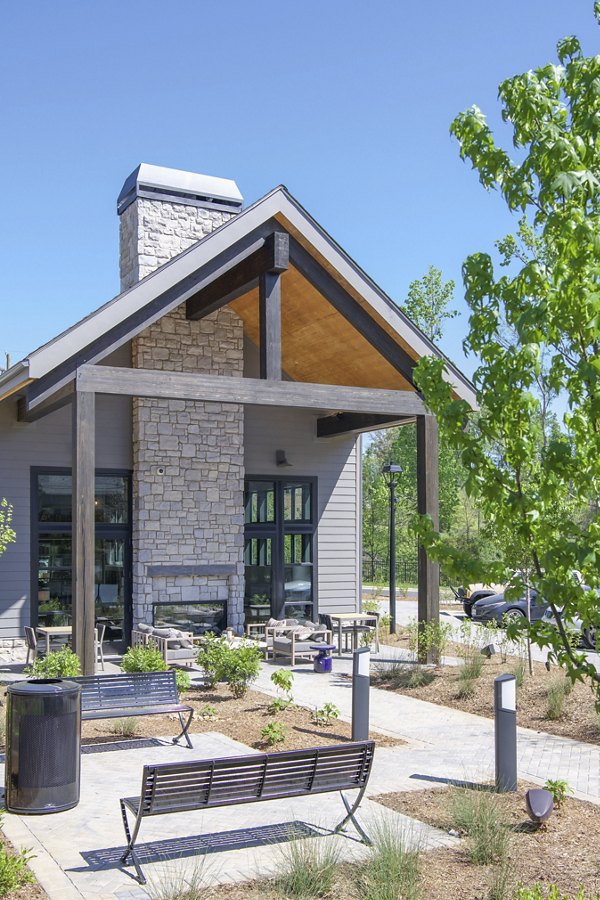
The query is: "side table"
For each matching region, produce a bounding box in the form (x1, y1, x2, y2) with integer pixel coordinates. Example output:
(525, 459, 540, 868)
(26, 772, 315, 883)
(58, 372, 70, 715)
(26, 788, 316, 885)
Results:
(311, 643, 337, 674)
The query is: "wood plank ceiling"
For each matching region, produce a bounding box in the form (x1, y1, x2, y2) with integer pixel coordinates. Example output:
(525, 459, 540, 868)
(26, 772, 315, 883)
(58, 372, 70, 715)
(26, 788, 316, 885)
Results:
(230, 264, 415, 391)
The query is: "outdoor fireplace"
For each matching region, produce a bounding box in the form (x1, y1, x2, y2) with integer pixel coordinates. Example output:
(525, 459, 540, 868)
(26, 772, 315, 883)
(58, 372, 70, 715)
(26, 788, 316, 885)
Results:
(152, 600, 227, 636)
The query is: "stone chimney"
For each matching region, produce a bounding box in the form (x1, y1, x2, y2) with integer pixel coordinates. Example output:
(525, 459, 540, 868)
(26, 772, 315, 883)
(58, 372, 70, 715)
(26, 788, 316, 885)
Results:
(117, 163, 246, 633)
(118, 163, 243, 291)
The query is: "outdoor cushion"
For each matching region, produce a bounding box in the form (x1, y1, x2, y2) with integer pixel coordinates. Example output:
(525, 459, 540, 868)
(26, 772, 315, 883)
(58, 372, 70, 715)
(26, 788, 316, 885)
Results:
(137, 623, 153, 633)
(268, 618, 286, 629)
(153, 627, 173, 638)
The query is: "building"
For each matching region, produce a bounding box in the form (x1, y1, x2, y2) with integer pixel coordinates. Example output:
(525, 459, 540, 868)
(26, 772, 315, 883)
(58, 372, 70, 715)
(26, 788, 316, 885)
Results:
(0, 164, 475, 673)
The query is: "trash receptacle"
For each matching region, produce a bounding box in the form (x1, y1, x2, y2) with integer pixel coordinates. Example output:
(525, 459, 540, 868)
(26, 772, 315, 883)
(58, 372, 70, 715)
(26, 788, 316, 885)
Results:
(5, 679, 81, 814)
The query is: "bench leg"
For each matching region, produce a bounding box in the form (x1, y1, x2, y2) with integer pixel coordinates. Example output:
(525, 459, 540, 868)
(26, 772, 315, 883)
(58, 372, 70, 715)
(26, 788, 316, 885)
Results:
(333, 787, 372, 845)
(120, 799, 146, 885)
(173, 709, 194, 749)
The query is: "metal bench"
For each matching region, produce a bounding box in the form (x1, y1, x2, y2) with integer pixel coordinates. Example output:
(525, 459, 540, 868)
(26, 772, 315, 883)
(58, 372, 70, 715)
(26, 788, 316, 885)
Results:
(120, 740, 375, 884)
(72, 671, 194, 749)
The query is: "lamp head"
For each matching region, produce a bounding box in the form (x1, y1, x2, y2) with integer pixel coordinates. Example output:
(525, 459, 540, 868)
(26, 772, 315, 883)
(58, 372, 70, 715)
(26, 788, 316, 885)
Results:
(382, 463, 403, 475)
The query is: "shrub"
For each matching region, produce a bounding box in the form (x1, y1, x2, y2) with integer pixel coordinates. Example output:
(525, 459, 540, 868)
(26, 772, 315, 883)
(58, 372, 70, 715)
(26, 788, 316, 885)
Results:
(268, 696, 292, 714)
(457, 670, 478, 700)
(195, 634, 229, 688)
(121, 642, 189, 693)
(312, 703, 340, 726)
(545, 677, 569, 720)
(362, 598, 380, 614)
(0, 844, 35, 895)
(457, 620, 486, 680)
(513, 885, 590, 900)
(121, 642, 166, 674)
(354, 821, 422, 900)
(271, 668, 294, 704)
(275, 837, 340, 899)
(145, 857, 207, 900)
(110, 718, 138, 738)
(174, 669, 191, 694)
(488, 858, 512, 900)
(449, 787, 510, 866)
(26, 647, 82, 678)
(543, 778, 573, 808)
(199, 704, 217, 720)
(261, 721, 288, 746)
(221, 641, 262, 698)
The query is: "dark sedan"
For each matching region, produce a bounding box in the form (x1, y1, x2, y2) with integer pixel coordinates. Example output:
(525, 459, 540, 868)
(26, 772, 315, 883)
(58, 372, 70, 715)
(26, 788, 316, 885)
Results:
(471, 590, 548, 625)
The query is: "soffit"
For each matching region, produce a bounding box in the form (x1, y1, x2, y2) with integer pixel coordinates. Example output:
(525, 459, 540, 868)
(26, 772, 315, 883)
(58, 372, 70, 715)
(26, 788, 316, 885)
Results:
(230, 265, 413, 391)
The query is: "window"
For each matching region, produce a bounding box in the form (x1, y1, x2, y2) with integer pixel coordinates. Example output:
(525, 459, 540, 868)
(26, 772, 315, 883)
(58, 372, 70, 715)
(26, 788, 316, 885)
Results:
(33, 469, 131, 642)
(244, 477, 316, 623)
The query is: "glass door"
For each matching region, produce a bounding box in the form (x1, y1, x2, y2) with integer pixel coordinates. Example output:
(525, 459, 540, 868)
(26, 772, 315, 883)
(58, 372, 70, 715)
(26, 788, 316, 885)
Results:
(244, 477, 315, 623)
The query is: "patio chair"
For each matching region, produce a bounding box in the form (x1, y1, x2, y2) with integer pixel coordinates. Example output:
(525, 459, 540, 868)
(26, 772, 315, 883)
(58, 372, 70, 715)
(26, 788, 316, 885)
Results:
(319, 613, 375, 652)
(271, 623, 332, 666)
(24, 626, 38, 665)
(95, 623, 106, 671)
(132, 625, 198, 667)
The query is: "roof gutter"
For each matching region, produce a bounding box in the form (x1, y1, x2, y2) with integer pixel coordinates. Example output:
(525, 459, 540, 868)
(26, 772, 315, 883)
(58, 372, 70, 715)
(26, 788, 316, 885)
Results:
(0, 360, 32, 402)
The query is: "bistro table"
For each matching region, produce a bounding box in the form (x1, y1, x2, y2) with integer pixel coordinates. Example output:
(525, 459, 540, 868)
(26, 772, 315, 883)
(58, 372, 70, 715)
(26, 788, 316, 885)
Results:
(35, 626, 73, 655)
(35, 625, 99, 656)
(329, 612, 380, 657)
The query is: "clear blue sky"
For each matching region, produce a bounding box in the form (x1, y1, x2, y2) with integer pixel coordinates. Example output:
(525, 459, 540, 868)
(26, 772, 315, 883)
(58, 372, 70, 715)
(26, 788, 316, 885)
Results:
(1, 1, 597, 378)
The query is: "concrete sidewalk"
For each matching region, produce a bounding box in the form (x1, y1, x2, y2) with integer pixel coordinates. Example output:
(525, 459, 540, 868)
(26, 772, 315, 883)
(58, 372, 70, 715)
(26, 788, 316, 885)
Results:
(255, 649, 600, 804)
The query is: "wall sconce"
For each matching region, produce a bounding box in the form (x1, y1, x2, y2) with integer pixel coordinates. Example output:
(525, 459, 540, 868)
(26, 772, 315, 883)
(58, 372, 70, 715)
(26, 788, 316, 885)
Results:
(275, 450, 292, 467)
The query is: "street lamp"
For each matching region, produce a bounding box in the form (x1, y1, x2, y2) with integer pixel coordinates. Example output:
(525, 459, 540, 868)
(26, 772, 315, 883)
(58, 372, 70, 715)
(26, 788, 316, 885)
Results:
(382, 462, 403, 634)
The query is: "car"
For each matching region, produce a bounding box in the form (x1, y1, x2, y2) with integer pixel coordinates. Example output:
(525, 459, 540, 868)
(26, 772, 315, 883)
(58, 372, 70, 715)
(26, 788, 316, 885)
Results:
(542, 603, 598, 651)
(460, 582, 507, 618)
(471, 589, 549, 625)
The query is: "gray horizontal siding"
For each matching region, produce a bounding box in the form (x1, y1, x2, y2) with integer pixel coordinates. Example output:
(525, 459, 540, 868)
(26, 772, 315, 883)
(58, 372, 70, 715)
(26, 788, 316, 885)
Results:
(244, 404, 359, 615)
(0, 372, 132, 639)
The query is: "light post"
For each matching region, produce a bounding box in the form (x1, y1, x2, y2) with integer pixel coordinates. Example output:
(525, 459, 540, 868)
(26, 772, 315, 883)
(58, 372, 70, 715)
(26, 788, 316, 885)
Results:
(382, 463, 402, 634)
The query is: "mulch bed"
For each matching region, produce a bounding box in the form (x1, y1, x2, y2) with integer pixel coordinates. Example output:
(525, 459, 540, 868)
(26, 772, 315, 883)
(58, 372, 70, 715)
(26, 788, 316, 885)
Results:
(374, 630, 600, 745)
(374, 784, 600, 899)
(79, 682, 402, 750)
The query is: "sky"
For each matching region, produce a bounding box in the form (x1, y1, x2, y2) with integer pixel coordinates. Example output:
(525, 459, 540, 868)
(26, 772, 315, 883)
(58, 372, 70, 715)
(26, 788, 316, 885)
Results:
(0, 0, 597, 379)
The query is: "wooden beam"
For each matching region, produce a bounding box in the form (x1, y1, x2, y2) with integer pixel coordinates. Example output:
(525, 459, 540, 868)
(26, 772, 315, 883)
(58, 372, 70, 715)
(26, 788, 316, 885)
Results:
(76, 364, 427, 416)
(259, 271, 282, 380)
(416, 414, 440, 664)
(26, 219, 280, 410)
(72, 390, 96, 676)
(18, 382, 74, 422)
(316, 412, 413, 438)
(288, 237, 416, 386)
(187, 231, 289, 321)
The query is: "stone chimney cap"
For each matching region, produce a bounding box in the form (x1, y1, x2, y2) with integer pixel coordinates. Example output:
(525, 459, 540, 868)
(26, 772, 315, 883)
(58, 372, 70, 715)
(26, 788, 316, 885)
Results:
(117, 163, 243, 216)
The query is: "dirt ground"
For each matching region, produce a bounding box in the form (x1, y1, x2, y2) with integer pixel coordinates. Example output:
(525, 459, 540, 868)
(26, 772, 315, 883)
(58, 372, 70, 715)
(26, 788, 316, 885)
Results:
(170, 785, 600, 899)
(79, 681, 402, 750)
(374, 629, 600, 745)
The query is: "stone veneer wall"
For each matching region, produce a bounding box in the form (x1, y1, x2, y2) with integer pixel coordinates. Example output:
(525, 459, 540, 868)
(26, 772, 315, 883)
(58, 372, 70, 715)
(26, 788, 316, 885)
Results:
(120, 197, 245, 630)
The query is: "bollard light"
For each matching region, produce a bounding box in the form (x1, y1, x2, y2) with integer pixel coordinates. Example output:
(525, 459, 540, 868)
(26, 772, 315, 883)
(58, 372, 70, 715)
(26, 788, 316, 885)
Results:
(494, 673, 517, 792)
(352, 648, 370, 742)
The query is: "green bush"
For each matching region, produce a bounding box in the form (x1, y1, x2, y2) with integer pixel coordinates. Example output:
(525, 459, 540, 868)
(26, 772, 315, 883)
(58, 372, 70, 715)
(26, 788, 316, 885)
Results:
(0, 844, 35, 896)
(261, 721, 288, 746)
(312, 703, 340, 726)
(449, 787, 510, 866)
(543, 778, 573, 808)
(221, 641, 262, 698)
(121, 642, 167, 674)
(121, 642, 188, 694)
(271, 668, 294, 704)
(26, 647, 82, 678)
(512, 657, 527, 690)
(195, 634, 229, 687)
(513, 885, 590, 900)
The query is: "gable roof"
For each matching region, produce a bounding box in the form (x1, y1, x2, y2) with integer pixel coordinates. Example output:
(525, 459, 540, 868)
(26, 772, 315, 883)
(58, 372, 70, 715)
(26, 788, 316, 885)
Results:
(0, 185, 476, 408)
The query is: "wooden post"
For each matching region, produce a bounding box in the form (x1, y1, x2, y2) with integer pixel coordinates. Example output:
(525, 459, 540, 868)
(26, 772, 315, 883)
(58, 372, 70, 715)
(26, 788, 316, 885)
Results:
(417, 414, 440, 664)
(259, 270, 282, 380)
(72, 389, 96, 675)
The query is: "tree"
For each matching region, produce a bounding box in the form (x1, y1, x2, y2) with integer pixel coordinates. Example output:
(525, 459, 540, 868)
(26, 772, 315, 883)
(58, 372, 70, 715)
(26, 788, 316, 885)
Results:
(402, 265, 457, 343)
(0, 499, 15, 556)
(414, 11, 600, 692)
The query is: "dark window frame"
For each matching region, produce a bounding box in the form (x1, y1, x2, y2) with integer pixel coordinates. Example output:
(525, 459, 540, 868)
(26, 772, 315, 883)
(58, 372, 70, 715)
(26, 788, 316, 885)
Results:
(244, 474, 318, 619)
(30, 466, 133, 638)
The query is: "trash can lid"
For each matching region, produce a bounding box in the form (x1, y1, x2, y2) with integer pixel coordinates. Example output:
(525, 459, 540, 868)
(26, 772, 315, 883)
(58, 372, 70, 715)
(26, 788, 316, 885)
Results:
(7, 679, 81, 696)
